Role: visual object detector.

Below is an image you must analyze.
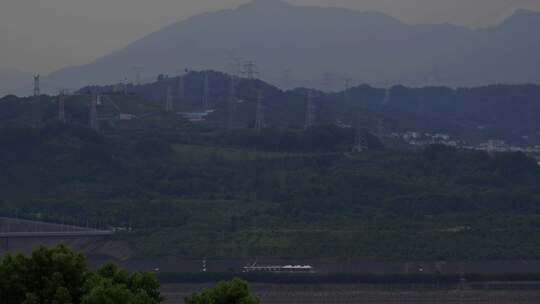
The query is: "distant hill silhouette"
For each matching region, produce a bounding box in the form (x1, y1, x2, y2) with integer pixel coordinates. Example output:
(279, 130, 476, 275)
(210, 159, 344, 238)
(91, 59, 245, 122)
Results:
(78, 70, 540, 144)
(41, 0, 540, 93)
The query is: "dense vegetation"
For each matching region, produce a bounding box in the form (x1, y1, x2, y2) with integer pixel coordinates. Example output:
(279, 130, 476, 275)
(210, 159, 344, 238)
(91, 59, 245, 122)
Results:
(82, 72, 540, 145)
(2, 94, 540, 261)
(184, 278, 259, 304)
(0, 245, 161, 304)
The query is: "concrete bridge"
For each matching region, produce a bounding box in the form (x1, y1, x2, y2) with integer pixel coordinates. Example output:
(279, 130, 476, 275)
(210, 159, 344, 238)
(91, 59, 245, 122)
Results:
(0, 217, 114, 254)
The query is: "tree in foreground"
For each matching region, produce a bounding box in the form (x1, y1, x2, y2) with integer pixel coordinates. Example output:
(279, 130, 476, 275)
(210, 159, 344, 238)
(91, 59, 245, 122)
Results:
(184, 278, 260, 304)
(0, 245, 162, 304)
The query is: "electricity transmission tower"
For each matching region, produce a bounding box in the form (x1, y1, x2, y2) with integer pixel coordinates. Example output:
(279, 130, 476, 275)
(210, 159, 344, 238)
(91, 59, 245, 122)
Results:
(202, 72, 210, 108)
(304, 92, 315, 130)
(228, 75, 237, 130)
(375, 86, 392, 141)
(33, 74, 40, 96)
(255, 91, 265, 131)
(353, 111, 369, 152)
(343, 77, 352, 92)
(382, 87, 392, 106)
(342, 77, 354, 106)
(376, 119, 385, 140)
(243, 60, 258, 80)
(90, 95, 99, 131)
(123, 78, 129, 95)
(282, 68, 292, 89)
(58, 91, 66, 123)
(132, 66, 143, 86)
(177, 70, 186, 103)
(166, 86, 174, 112)
(225, 54, 244, 77)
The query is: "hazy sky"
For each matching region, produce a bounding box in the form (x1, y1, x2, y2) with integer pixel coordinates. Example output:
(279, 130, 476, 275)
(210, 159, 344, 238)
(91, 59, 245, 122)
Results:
(1, 0, 539, 74)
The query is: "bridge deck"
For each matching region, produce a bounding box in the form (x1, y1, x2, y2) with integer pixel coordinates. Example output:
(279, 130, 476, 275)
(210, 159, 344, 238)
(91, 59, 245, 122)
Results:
(0, 231, 113, 238)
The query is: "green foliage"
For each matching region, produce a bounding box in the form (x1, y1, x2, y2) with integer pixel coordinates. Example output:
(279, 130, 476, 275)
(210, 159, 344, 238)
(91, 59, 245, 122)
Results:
(0, 244, 88, 304)
(184, 278, 259, 304)
(3, 96, 540, 260)
(0, 245, 162, 304)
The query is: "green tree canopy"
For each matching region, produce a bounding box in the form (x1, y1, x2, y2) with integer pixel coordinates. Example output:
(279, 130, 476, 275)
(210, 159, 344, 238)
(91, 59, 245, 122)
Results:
(184, 278, 260, 304)
(0, 245, 162, 304)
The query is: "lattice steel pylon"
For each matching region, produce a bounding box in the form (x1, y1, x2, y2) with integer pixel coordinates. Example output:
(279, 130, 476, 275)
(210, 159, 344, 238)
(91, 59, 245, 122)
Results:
(382, 87, 391, 106)
(255, 91, 265, 131)
(58, 91, 66, 123)
(228, 75, 237, 130)
(243, 60, 258, 80)
(353, 111, 369, 152)
(304, 92, 315, 130)
(178, 73, 185, 102)
(166, 86, 174, 112)
(202, 72, 210, 108)
(90, 95, 99, 131)
(376, 87, 391, 141)
(33, 74, 40, 96)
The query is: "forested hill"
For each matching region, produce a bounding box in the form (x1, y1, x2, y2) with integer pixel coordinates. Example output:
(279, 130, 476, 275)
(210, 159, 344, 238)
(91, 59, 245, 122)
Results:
(330, 84, 540, 144)
(80, 72, 540, 145)
(2, 95, 540, 260)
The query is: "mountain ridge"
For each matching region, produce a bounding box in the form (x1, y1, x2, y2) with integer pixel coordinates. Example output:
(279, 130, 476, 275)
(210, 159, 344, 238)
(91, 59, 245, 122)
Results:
(9, 2, 540, 94)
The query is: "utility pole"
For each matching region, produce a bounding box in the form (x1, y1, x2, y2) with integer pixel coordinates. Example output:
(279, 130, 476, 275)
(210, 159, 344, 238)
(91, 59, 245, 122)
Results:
(255, 91, 265, 132)
(202, 72, 210, 108)
(304, 92, 315, 130)
(33, 74, 40, 96)
(58, 91, 66, 123)
(90, 95, 99, 131)
(166, 86, 174, 112)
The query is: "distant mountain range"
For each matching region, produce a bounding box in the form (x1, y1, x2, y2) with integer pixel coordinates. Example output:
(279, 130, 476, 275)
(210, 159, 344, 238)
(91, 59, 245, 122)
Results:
(3, 0, 540, 95)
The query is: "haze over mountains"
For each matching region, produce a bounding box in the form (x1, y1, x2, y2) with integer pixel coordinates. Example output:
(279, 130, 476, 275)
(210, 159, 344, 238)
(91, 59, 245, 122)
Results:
(0, 68, 32, 97)
(4, 0, 540, 95)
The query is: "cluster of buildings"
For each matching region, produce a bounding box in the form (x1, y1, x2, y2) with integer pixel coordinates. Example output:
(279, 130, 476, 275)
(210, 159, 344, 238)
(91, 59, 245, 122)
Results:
(390, 131, 462, 147)
(391, 131, 540, 159)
